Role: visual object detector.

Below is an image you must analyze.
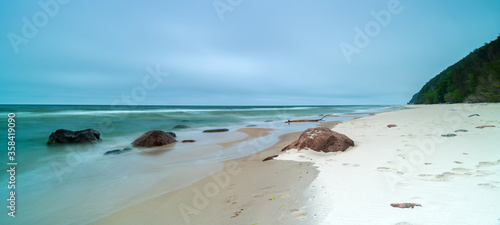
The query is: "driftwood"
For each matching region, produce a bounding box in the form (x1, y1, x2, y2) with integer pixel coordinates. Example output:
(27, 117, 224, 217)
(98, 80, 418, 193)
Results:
(285, 114, 339, 124)
(285, 119, 322, 123)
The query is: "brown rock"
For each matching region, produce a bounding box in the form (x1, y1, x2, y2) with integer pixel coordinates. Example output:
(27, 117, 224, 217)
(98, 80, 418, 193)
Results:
(475, 125, 495, 129)
(282, 127, 354, 153)
(182, 140, 196, 143)
(263, 155, 279, 162)
(390, 203, 422, 208)
(133, 130, 176, 147)
(387, 124, 397, 128)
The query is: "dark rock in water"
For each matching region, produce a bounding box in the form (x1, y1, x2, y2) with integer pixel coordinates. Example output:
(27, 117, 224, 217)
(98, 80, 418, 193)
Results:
(166, 132, 177, 137)
(319, 114, 324, 116)
(104, 147, 133, 156)
(246, 125, 257, 127)
(203, 129, 229, 133)
(263, 155, 279, 162)
(182, 140, 196, 143)
(104, 149, 121, 155)
(468, 114, 480, 117)
(181, 120, 189, 122)
(265, 120, 274, 122)
(441, 134, 457, 137)
(133, 130, 177, 147)
(282, 127, 354, 153)
(387, 124, 397, 128)
(454, 129, 468, 133)
(47, 129, 101, 145)
(173, 125, 190, 129)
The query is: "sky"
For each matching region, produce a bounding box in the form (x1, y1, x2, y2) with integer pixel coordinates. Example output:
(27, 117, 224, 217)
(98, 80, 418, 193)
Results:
(1, 0, 499, 106)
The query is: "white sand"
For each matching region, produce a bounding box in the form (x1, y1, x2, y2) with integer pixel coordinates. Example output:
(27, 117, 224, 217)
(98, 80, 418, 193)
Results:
(92, 104, 500, 225)
(278, 104, 500, 224)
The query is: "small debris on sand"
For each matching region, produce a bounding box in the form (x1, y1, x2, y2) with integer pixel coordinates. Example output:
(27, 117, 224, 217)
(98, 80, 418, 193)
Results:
(390, 203, 422, 208)
(263, 155, 279, 162)
(476, 125, 495, 129)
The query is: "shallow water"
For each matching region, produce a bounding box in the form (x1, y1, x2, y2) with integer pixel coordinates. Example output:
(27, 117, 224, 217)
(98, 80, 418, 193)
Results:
(0, 105, 401, 224)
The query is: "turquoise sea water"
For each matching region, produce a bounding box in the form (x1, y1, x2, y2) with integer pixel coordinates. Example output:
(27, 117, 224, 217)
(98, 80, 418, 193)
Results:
(0, 105, 401, 224)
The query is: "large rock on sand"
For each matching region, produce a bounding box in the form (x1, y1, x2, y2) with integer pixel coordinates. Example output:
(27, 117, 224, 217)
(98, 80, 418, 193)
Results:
(133, 130, 177, 147)
(47, 129, 101, 145)
(282, 127, 354, 152)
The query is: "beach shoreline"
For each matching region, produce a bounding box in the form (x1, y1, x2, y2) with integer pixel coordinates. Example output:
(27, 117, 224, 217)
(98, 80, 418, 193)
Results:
(93, 104, 500, 225)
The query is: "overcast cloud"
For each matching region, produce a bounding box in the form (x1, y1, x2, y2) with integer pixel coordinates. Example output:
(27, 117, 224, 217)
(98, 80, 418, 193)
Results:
(1, 0, 499, 105)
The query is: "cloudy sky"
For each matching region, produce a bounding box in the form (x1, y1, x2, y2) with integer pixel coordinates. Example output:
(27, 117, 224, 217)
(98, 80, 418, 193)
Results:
(1, 0, 499, 105)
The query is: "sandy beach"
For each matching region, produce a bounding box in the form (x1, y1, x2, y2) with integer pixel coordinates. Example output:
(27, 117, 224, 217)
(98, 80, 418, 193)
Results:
(91, 104, 500, 225)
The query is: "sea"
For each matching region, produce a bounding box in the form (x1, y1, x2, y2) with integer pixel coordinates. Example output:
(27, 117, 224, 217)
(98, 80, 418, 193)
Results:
(0, 105, 402, 224)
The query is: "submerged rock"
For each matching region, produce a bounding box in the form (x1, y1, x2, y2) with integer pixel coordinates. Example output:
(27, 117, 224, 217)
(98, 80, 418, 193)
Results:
(133, 130, 177, 147)
(282, 127, 354, 153)
(203, 129, 229, 133)
(441, 134, 457, 137)
(182, 140, 196, 143)
(468, 114, 480, 117)
(454, 129, 468, 132)
(104, 147, 132, 156)
(47, 129, 101, 145)
(173, 125, 190, 129)
(166, 132, 177, 137)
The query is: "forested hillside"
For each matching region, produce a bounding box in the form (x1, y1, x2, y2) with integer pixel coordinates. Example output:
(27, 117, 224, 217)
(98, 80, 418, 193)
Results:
(410, 35, 500, 104)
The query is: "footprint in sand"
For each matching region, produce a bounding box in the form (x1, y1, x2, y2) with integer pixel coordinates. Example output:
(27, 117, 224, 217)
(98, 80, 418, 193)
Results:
(252, 192, 264, 198)
(475, 170, 494, 177)
(290, 209, 307, 220)
(231, 209, 244, 218)
(451, 168, 471, 173)
(279, 193, 290, 199)
(228, 184, 236, 191)
(478, 183, 499, 189)
(476, 161, 497, 168)
(419, 172, 457, 181)
(376, 167, 397, 173)
(342, 163, 360, 167)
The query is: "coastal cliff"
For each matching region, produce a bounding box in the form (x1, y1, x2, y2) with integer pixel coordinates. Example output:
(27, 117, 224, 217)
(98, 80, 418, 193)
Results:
(410, 35, 500, 104)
